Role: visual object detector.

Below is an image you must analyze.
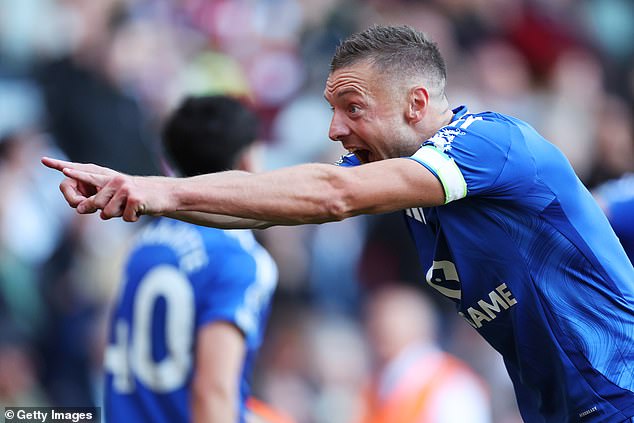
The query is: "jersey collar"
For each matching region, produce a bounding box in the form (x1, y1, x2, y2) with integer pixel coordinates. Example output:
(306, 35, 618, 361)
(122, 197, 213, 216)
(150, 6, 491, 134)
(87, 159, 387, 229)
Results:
(451, 105, 468, 122)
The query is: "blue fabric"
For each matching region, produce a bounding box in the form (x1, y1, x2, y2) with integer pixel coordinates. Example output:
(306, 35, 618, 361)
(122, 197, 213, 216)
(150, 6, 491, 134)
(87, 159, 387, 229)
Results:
(594, 173, 634, 264)
(335, 152, 362, 167)
(406, 106, 634, 422)
(105, 219, 277, 423)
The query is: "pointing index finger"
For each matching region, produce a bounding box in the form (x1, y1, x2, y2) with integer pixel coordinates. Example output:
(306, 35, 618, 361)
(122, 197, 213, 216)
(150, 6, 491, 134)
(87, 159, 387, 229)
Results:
(63, 168, 111, 188)
(42, 157, 115, 175)
(41, 156, 75, 172)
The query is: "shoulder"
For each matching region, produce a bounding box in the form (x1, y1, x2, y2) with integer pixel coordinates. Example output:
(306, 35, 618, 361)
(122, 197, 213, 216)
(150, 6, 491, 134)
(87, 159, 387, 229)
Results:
(221, 230, 273, 260)
(216, 230, 277, 279)
(425, 108, 521, 154)
(196, 227, 259, 256)
(413, 107, 539, 200)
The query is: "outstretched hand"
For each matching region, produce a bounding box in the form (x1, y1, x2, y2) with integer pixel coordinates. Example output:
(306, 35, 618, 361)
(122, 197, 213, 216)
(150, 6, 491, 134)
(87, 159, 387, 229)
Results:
(41, 157, 116, 208)
(41, 157, 166, 222)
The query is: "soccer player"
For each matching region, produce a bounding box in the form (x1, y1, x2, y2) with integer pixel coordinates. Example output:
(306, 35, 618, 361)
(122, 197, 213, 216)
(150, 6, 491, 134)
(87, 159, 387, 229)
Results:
(44, 25, 634, 422)
(101, 96, 279, 423)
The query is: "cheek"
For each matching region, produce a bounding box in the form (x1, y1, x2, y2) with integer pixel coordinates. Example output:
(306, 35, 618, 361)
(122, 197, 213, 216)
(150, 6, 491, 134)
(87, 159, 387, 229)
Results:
(358, 120, 386, 139)
(369, 123, 395, 148)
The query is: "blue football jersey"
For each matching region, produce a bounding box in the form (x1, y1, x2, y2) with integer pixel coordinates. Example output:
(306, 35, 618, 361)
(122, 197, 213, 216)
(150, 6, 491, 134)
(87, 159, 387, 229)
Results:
(104, 218, 277, 423)
(402, 106, 634, 422)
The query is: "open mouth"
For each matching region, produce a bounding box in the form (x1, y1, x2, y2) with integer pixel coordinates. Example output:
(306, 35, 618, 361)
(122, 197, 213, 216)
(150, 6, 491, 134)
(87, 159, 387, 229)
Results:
(351, 149, 371, 164)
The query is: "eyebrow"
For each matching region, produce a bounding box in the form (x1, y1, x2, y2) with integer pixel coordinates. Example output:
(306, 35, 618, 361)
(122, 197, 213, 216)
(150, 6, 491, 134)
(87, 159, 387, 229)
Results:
(336, 87, 361, 98)
(324, 87, 361, 102)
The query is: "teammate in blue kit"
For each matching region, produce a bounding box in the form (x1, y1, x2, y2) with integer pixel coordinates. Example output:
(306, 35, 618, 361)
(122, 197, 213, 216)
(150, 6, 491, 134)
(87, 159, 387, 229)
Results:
(44, 25, 634, 422)
(593, 173, 634, 264)
(101, 96, 278, 423)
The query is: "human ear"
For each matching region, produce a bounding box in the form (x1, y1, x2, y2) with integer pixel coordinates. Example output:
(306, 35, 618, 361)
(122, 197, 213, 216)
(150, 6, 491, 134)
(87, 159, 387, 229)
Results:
(407, 86, 429, 124)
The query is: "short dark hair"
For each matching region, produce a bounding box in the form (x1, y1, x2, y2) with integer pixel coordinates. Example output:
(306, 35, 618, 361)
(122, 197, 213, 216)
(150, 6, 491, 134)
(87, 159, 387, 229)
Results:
(162, 95, 259, 176)
(330, 25, 447, 91)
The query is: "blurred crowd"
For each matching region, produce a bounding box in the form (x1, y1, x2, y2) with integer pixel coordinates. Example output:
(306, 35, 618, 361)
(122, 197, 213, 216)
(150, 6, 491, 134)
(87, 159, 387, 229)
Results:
(0, 0, 633, 422)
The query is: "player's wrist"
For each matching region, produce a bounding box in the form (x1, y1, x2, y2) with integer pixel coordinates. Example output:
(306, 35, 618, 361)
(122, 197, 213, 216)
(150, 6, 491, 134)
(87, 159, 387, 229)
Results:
(166, 175, 201, 215)
(135, 175, 178, 216)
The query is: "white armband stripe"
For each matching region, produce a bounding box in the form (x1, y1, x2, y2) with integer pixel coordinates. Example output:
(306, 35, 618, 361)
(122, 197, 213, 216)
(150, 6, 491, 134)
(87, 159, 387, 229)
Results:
(411, 146, 467, 203)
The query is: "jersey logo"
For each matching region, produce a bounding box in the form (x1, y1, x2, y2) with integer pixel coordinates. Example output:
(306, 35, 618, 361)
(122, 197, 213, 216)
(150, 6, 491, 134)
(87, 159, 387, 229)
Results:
(427, 114, 483, 152)
(427, 128, 464, 152)
(425, 260, 461, 300)
(458, 283, 518, 329)
(426, 260, 519, 329)
(405, 207, 426, 224)
(579, 406, 598, 419)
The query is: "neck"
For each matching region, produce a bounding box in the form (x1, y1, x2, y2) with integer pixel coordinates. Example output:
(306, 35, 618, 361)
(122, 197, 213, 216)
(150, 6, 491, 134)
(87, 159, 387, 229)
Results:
(419, 102, 453, 141)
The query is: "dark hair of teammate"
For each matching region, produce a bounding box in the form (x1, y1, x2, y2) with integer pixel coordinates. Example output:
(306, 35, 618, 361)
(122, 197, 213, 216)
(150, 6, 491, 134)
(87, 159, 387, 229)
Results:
(162, 95, 259, 176)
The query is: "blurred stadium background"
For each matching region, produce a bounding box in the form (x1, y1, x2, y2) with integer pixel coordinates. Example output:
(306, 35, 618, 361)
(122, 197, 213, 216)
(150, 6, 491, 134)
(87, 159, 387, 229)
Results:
(0, 0, 632, 422)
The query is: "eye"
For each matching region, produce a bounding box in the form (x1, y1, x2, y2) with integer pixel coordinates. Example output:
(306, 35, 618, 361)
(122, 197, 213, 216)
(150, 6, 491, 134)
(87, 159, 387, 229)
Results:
(348, 104, 361, 114)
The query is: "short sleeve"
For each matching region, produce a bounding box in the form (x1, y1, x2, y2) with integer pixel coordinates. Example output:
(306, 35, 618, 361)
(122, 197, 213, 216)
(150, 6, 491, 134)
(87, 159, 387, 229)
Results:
(410, 145, 467, 203)
(410, 113, 535, 203)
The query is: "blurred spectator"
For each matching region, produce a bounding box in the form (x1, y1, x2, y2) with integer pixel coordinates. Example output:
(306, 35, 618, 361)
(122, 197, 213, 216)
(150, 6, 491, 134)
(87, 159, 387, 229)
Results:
(539, 48, 605, 181)
(358, 283, 492, 423)
(305, 311, 370, 423)
(253, 303, 369, 423)
(0, 319, 48, 407)
(586, 95, 634, 187)
(0, 79, 68, 272)
(0, 73, 126, 408)
(0, 79, 64, 339)
(252, 302, 316, 423)
(35, 0, 161, 176)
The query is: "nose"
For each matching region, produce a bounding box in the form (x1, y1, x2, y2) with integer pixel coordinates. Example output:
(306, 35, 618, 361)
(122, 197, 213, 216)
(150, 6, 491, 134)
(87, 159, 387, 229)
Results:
(328, 111, 350, 142)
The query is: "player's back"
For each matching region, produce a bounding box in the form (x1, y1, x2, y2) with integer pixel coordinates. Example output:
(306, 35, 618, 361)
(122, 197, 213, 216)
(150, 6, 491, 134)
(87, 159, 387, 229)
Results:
(104, 218, 277, 423)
